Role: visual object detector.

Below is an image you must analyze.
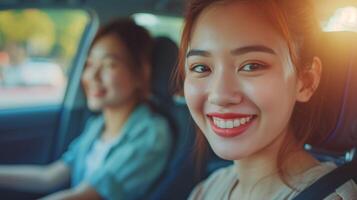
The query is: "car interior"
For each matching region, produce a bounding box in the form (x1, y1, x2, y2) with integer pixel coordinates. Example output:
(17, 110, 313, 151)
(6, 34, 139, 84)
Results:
(0, 0, 356, 199)
(293, 31, 357, 200)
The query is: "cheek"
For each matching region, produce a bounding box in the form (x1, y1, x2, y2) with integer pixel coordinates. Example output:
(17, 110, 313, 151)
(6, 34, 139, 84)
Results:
(184, 78, 201, 109)
(246, 71, 297, 111)
(102, 71, 122, 90)
(248, 73, 298, 133)
(184, 78, 207, 124)
(100, 71, 113, 85)
(246, 80, 282, 111)
(81, 71, 91, 94)
(108, 71, 137, 96)
(81, 68, 91, 84)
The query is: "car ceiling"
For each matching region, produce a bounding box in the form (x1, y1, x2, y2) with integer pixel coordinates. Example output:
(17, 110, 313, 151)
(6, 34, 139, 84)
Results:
(0, 0, 356, 23)
(84, 0, 184, 22)
(0, 0, 184, 22)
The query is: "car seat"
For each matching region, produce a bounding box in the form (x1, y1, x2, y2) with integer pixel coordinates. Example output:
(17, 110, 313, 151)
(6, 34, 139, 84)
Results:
(294, 31, 357, 199)
(147, 36, 202, 200)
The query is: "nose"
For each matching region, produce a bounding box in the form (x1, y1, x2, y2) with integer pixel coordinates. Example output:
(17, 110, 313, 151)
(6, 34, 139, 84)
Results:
(208, 69, 243, 107)
(92, 66, 101, 81)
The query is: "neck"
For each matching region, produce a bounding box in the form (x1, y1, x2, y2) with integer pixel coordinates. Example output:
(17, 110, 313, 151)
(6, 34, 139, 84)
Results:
(233, 132, 284, 195)
(231, 130, 319, 199)
(101, 100, 138, 141)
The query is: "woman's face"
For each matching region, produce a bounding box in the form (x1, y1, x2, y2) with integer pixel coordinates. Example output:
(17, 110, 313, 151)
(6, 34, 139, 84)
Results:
(184, 2, 307, 160)
(82, 34, 138, 111)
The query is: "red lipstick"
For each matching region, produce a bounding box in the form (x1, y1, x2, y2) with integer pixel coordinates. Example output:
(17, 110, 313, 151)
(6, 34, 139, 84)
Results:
(92, 90, 106, 97)
(207, 113, 256, 138)
(207, 113, 252, 119)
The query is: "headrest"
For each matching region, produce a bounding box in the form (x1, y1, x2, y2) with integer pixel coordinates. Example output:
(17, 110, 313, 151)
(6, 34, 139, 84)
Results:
(150, 36, 178, 103)
(316, 31, 357, 153)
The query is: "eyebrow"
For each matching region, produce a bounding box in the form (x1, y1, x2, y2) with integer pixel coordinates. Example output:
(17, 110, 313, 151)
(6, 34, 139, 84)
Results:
(186, 45, 276, 58)
(231, 45, 276, 55)
(186, 49, 211, 58)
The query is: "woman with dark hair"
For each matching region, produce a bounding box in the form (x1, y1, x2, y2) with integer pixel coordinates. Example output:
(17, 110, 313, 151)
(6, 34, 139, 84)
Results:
(0, 18, 172, 200)
(175, 0, 357, 199)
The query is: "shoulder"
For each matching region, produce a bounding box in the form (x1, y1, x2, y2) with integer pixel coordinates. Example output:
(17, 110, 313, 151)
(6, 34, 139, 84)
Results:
(130, 103, 171, 137)
(124, 103, 172, 149)
(324, 180, 357, 200)
(67, 115, 104, 146)
(296, 162, 337, 189)
(189, 165, 237, 200)
(79, 115, 104, 141)
(204, 164, 237, 184)
(306, 162, 337, 177)
(140, 103, 169, 126)
(79, 115, 104, 139)
(296, 162, 357, 200)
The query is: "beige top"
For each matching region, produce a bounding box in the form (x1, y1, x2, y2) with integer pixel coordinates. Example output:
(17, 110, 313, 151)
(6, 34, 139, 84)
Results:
(188, 162, 357, 200)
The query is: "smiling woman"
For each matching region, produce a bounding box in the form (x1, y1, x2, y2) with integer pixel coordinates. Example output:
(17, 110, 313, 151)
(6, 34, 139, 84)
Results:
(176, 0, 357, 199)
(0, 18, 172, 200)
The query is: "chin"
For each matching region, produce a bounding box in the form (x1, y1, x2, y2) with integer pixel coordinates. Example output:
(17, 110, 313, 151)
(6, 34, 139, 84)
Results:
(87, 101, 104, 111)
(213, 149, 245, 161)
(208, 140, 252, 161)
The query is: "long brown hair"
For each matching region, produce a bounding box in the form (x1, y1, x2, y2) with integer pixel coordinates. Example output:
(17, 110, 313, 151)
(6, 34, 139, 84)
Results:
(175, 0, 336, 189)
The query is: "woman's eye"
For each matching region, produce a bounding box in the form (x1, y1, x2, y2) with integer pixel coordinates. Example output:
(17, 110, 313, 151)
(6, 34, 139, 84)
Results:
(240, 63, 266, 72)
(102, 60, 116, 70)
(102, 63, 112, 69)
(190, 64, 210, 73)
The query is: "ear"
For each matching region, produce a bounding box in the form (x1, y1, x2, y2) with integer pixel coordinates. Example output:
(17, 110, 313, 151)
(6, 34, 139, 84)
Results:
(296, 56, 322, 102)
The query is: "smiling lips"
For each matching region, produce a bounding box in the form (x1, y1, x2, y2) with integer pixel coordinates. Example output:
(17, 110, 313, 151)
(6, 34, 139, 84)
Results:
(207, 113, 256, 138)
(91, 89, 106, 97)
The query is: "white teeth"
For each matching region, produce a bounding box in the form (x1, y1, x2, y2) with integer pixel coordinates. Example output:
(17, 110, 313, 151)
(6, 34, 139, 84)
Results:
(240, 118, 246, 125)
(234, 119, 240, 127)
(226, 121, 233, 128)
(212, 116, 254, 129)
(217, 120, 224, 128)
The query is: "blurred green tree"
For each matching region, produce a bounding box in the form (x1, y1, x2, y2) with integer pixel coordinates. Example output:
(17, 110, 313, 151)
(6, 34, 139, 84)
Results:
(0, 9, 88, 72)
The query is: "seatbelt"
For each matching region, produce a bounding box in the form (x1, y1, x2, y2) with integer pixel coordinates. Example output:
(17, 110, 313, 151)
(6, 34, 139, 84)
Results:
(293, 159, 357, 200)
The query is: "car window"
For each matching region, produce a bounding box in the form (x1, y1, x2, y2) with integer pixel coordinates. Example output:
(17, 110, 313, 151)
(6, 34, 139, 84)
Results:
(132, 13, 183, 44)
(322, 6, 357, 32)
(0, 9, 90, 109)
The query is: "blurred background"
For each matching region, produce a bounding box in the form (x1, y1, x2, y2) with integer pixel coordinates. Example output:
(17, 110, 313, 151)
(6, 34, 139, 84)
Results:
(0, 0, 356, 109)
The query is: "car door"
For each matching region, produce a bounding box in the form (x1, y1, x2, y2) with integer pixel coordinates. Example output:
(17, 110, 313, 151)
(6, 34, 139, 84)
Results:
(0, 3, 98, 198)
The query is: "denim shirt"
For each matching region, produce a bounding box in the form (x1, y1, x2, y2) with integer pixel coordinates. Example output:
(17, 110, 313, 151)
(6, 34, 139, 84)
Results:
(61, 103, 172, 200)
